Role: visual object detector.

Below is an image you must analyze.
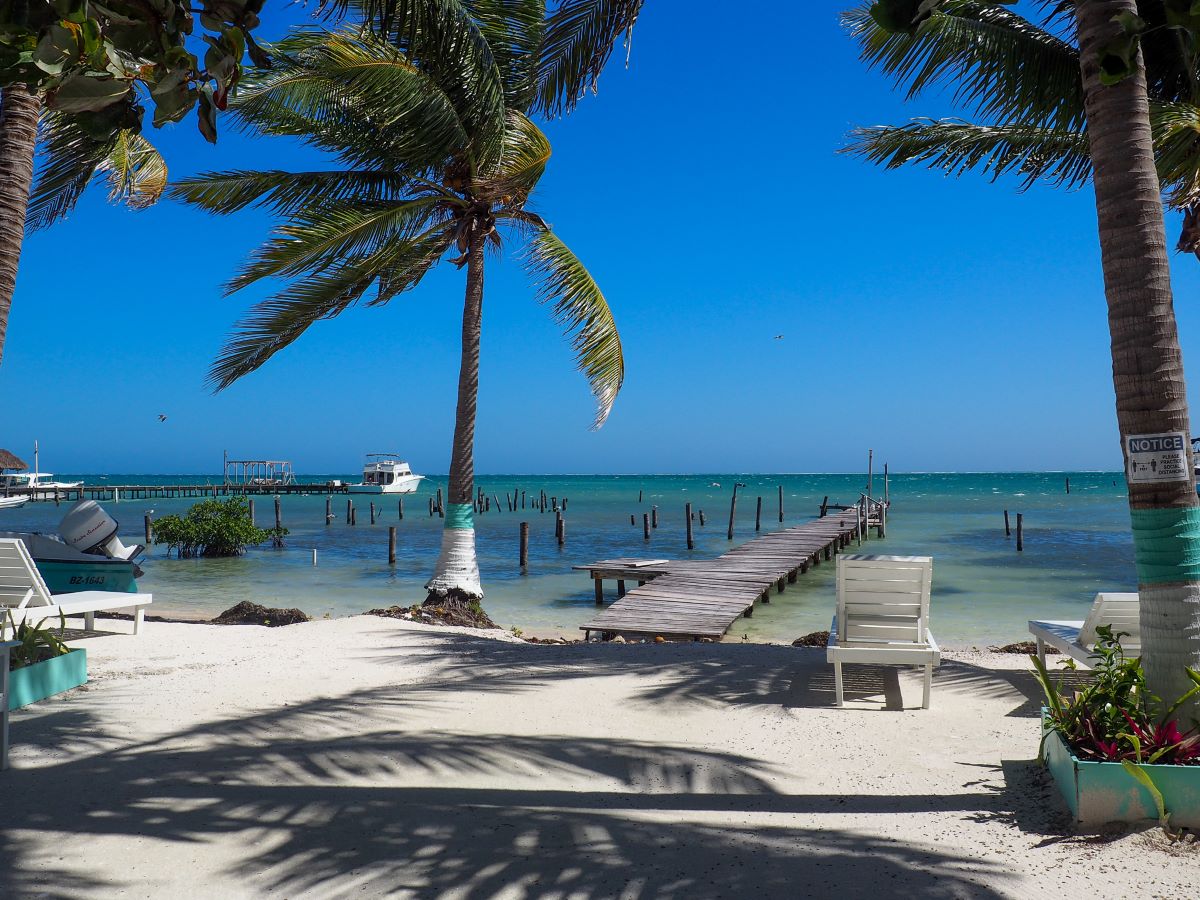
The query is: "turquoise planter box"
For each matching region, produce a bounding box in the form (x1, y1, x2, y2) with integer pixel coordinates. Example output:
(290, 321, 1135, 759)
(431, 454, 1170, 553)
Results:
(7, 648, 87, 710)
(1043, 712, 1200, 829)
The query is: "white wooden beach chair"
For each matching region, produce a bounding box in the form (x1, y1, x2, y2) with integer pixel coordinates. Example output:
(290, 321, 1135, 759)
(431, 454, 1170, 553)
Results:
(0, 538, 152, 634)
(1, 637, 17, 771)
(826, 554, 940, 709)
(1028, 592, 1139, 667)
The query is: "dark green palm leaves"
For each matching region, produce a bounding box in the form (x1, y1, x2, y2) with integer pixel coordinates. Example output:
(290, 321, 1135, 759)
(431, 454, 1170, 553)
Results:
(172, 13, 624, 426)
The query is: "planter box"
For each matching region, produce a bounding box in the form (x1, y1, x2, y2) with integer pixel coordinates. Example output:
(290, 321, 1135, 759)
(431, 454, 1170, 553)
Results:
(7, 649, 87, 710)
(1043, 712, 1200, 829)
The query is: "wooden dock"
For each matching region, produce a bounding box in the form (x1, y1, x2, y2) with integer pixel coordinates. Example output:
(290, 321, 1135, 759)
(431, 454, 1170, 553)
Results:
(6, 483, 354, 502)
(577, 510, 868, 641)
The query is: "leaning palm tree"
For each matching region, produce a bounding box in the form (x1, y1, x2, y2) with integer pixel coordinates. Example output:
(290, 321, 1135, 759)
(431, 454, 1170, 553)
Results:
(855, 0, 1200, 706)
(841, 1, 1200, 256)
(171, 17, 624, 617)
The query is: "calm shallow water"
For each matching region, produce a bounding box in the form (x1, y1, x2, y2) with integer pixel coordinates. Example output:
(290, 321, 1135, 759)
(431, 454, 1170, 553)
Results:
(3, 472, 1133, 644)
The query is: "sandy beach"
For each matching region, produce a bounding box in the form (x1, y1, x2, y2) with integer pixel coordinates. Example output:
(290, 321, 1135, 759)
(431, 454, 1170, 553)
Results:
(1, 617, 1195, 899)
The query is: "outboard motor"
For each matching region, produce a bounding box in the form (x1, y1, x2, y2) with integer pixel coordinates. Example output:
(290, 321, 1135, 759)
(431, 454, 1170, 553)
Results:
(58, 499, 143, 561)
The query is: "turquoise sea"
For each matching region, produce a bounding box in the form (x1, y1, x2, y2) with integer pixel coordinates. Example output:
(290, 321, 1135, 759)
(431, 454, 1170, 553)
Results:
(1, 472, 1134, 644)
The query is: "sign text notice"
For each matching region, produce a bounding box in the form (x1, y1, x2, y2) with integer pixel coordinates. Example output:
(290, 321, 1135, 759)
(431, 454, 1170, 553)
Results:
(1126, 432, 1192, 484)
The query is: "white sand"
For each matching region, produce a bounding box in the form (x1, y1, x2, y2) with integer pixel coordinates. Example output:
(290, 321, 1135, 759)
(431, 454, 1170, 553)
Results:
(4, 617, 1197, 899)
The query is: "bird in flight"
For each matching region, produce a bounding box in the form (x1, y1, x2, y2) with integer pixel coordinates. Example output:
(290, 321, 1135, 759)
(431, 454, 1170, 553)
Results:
(157, 414, 168, 422)
(774, 334, 784, 340)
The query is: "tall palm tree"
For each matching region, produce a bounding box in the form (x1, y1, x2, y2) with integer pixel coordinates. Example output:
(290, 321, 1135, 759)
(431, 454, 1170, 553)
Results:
(171, 15, 624, 616)
(0, 87, 41, 369)
(842, 1, 1200, 256)
(854, 0, 1200, 705)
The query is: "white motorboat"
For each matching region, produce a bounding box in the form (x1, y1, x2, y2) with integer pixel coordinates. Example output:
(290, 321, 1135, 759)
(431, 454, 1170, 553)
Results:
(347, 454, 424, 494)
(0, 441, 82, 493)
(0, 496, 26, 510)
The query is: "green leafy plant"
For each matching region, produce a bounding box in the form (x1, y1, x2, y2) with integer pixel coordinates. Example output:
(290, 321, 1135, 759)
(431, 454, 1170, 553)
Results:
(151, 497, 287, 558)
(1032, 626, 1200, 766)
(2, 609, 70, 670)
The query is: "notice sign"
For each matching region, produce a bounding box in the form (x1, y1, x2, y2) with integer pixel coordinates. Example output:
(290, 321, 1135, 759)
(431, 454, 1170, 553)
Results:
(1126, 432, 1191, 484)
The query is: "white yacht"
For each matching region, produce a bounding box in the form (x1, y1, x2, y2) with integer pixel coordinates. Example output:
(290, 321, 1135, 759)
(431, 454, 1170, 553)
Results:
(347, 454, 424, 494)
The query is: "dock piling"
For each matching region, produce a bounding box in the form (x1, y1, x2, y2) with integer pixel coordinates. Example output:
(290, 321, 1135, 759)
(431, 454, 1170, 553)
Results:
(756, 496, 763, 532)
(388, 526, 397, 564)
(519, 522, 529, 571)
(685, 502, 694, 550)
(1017, 514, 1024, 552)
(643, 513, 651, 541)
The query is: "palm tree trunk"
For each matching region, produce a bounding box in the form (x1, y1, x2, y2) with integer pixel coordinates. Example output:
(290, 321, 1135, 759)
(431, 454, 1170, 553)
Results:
(0, 85, 40, 368)
(425, 224, 490, 616)
(1078, 0, 1200, 707)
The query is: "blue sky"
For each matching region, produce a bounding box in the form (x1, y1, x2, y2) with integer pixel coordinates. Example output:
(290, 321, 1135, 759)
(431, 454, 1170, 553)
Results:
(1, 1, 1191, 474)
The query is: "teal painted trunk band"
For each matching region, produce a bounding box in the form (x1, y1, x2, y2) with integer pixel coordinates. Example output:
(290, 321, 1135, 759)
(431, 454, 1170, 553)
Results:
(1131, 507, 1200, 584)
(445, 503, 474, 530)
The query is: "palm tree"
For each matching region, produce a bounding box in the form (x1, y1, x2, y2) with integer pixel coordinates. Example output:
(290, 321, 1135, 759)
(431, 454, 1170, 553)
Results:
(853, 0, 1200, 705)
(841, 2, 1200, 257)
(0, 87, 41, 369)
(171, 16, 624, 617)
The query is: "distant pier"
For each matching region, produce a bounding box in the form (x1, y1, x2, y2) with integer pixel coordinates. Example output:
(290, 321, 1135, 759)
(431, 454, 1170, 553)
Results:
(6, 483, 352, 502)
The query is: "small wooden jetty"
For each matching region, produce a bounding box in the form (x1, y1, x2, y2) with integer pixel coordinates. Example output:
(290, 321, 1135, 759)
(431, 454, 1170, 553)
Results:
(6, 482, 353, 502)
(577, 509, 869, 642)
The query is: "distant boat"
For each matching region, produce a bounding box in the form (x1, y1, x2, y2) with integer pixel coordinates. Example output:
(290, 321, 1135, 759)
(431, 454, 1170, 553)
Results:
(347, 454, 424, 495)
(0, 496, 26, 510)
(0, 441, 82, 493)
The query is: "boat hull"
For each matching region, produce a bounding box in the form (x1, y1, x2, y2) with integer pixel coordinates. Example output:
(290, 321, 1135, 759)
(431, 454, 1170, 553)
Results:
(36, 558, 139, 594)
(347, 476, 424, 495)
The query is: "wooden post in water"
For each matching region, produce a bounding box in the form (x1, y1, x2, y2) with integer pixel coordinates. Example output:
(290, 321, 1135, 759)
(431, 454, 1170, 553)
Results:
(274, 496, 282, 533)
(630, 514, 636, 525)
(727, 484, 741, 540)
(519, 522, 529, 572)
(436, 487, 444, 514)
(1016, 514, 1024, 552)
(685, 502, 694, 550)
(778, 485, 784, 523)
(755, 496, 763, 532)
(370, 502, 376, 525)
(143, 514, 152, 545)
(326, 496, 332, 525)
(350, 505, 357, 526)
(643, 513, 651, 540)
(555, 509, 562, 544)
(638, 489, 643, 503)
(699, 509, 706, 526)
(347, 499, 353, 524)
(388, 526, 397, 564)
(521, 490, 525, 509)
(1065, 476, 1070, 494)
(558, 517, 566, 547)
(651, 506, 658, 529)
(820, 496, 829, 517)
(248, 498, 256, 526)
(1004, 510, 1011, 537)
(398, 498, 404, 520)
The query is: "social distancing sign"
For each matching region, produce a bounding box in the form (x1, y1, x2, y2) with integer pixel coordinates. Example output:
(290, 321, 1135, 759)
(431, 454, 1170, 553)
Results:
(1126, 432, 1191, 484)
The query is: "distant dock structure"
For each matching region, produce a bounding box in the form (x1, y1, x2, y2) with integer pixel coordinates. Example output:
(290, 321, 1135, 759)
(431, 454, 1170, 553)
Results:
(223, 453, 297, 488)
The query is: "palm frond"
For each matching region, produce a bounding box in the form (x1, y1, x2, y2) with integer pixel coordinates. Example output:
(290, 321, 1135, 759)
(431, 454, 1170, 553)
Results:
(228, 196, 450, 293)
(101, 132, 168, 210)
(480, 109, 550, 203)
(535, 0, 644, 117)
(210, 221, 454, 390)
(234, 30, 470, 174)
(843, 1, 1082, 130)
(520, 225, 622, 427)
(1153, 101, 1200, 207)
(843, 117, 1091, 190)
(463, 0, 547, 109)
(170, 169, 421, 216)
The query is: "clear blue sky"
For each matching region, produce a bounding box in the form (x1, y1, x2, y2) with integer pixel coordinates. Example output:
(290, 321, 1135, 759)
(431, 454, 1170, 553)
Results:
(2, 1, 1192, 474)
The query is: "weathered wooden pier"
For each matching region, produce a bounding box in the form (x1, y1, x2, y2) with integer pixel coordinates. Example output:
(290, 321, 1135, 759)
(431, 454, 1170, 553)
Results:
(577, 503, 879, 642)
(6, 482, 354, 502)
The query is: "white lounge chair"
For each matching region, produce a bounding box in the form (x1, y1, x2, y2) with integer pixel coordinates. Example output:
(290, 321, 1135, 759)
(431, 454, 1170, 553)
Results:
(826, 554, 940, 709)
(1028, 592, 1139, 667)
(0, 538, 152, 634)
(1, 637, 17, 771)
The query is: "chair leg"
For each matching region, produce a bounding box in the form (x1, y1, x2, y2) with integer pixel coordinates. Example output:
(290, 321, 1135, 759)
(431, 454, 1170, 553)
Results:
(922, 664, 932, 709)
(84, 611, 95, 631)
(133, 608, 144, 635)
(1036, 637, 1046, 668)
(834, 660, 844, 708)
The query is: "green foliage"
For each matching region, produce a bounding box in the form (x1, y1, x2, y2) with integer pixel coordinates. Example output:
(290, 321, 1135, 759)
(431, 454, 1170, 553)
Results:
(2, 609, 70, 670)
(0, 0, 270, 146)
(151, 497, 287, 558)
(171, 10, 626, 426)
(1032, 626, 1200, 767)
